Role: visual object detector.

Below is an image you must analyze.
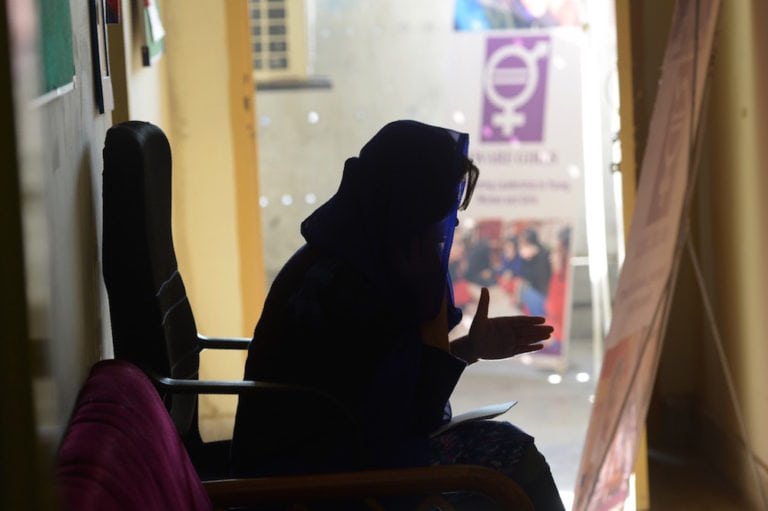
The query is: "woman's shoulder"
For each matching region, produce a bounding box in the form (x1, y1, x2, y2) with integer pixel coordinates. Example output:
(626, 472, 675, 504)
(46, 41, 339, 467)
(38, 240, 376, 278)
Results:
(268, 244, 370, 296)
(289, 246, 392, 323)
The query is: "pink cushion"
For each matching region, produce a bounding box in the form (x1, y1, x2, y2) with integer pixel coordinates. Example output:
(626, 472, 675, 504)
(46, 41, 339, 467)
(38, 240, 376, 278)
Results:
(55, 360, 212, 511)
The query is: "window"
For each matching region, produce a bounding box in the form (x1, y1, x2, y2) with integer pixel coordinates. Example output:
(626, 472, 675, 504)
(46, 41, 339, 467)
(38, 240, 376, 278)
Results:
(248, 0, 308, 82)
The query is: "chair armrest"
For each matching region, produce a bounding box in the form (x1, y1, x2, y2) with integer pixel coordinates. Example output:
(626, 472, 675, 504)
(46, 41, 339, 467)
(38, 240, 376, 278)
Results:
(150, 374, 288, 395)
(144, 370, 369, 468)
(148, 371, 311, 396)
(196, 334, 251, 350)
(203, 465, 534, 510)
(146, 371, 364, 454)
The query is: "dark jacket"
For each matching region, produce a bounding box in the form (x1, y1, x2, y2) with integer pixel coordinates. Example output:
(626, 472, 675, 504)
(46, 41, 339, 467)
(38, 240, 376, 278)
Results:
(232, 121, 471, 475)
(231, 244, 465, 475)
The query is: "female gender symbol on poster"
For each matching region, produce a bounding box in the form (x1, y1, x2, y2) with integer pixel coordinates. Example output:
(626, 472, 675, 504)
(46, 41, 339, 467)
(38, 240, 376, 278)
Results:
(482, 40, 550, 139)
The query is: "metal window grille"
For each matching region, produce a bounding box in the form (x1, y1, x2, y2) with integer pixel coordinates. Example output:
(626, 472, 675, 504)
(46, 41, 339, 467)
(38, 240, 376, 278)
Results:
(248, 0, 307, 82)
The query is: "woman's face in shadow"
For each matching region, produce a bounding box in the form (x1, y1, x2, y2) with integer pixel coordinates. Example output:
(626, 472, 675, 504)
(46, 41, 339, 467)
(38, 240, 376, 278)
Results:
(390, 229, 444, 279)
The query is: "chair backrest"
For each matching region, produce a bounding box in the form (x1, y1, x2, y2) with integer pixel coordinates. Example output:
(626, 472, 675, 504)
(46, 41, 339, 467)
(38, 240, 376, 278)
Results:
(102, 121, 200, 439)
(55, 359, 212, 511)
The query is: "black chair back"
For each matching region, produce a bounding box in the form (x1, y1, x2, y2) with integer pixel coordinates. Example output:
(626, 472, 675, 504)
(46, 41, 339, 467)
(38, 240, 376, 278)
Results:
(102, 121, 201, 443)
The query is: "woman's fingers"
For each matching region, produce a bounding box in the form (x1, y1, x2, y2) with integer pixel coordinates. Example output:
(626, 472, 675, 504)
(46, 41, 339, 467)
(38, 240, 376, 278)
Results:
(475, 287, 490, 321)
(516, 343, 544, 354)
(490, 318, 553, 336)
(515, 326, 554, 341)
(506, 315, 547, 325)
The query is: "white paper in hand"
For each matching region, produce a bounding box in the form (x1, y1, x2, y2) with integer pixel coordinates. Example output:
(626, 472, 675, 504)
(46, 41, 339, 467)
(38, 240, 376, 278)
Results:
(429, 400, 518, 438)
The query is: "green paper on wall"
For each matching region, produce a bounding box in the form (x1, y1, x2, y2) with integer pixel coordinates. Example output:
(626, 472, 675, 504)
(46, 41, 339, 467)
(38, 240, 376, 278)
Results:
(38, 0, 75, 93)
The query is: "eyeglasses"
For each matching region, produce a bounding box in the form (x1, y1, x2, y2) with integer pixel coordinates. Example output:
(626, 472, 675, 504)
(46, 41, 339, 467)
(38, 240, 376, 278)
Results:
(458, 158, 479, 211)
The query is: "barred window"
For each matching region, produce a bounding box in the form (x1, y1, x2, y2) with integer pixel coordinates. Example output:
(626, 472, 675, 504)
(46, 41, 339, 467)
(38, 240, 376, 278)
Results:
(248, 0, 307, 80)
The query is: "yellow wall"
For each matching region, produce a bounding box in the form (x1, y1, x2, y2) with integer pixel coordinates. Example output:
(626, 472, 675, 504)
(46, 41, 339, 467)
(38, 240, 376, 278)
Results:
(225, 0, 267, 334)
(163, 2, 242, 337)
(699, 0, 768, 498)
(158, 0, 264, 339)
(108, 0, 174, 133)
(614, 0, 637, 234)
(161, 0, 264, 435)
(636, 1, 768, 505)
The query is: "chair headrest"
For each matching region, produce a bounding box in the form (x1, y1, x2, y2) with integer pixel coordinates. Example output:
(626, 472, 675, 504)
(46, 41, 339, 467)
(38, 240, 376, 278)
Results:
(102, 121, 177, 288)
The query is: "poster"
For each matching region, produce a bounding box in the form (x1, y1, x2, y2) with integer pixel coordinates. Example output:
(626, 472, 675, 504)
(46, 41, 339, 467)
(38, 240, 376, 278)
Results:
(142, 0, 166, 66)
(35, 0, 75, 103)
(455, 0, 584, 30)
(573, 1, 721, 509)
(447, 4, 587, 370)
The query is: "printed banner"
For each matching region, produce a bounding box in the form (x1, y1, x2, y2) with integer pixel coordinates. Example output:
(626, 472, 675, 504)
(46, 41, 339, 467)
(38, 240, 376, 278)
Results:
(455, 0, 584, 30)
(573, 1, 721, 509)
(447, 26, 586, 370)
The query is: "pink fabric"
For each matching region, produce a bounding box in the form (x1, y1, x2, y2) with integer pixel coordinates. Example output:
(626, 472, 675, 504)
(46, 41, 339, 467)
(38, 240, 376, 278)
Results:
(55, 360, 212, 511)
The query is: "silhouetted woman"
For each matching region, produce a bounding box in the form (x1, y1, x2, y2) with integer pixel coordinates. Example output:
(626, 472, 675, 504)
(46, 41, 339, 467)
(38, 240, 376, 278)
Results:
(232, 120, 564, 510)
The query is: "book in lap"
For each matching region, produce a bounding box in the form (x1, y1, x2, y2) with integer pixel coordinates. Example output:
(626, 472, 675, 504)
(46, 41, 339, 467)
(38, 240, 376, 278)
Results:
(430, 401, 517, 438)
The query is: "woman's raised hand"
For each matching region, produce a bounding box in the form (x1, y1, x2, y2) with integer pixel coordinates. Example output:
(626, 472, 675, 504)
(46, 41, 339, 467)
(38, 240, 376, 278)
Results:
(468, 287, 552, 360)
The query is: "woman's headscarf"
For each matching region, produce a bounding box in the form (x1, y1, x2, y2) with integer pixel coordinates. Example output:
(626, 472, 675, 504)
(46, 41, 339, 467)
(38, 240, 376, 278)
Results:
(301, 120, 477, 328)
